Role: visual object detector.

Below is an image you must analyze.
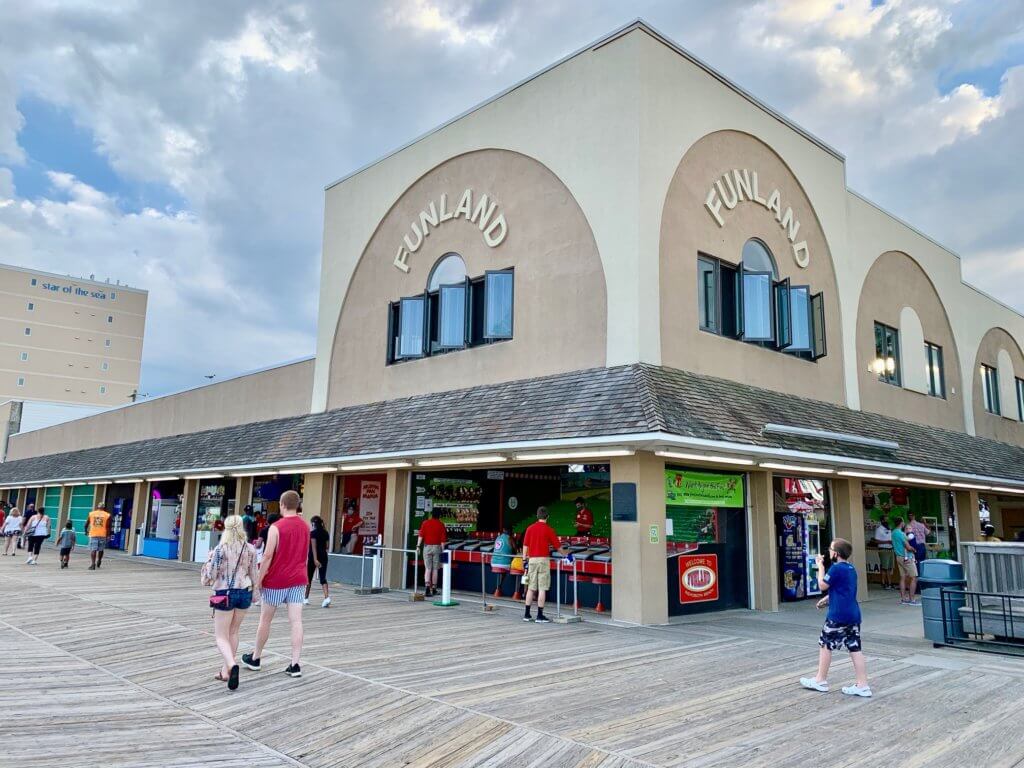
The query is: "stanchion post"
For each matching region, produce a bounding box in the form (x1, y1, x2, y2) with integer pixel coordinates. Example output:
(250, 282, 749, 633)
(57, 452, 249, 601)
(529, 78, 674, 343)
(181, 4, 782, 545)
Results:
(480, 555, 487, 610)
(412, 549, 419, 598)
(555, 559, 562, 620)
(573, 559, 579, 617)
(359, 547, 366, 594)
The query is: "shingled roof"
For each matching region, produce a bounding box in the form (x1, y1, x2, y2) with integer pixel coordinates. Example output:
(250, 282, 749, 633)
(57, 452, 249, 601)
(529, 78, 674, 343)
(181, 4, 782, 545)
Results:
(1, 364, 1023, 486)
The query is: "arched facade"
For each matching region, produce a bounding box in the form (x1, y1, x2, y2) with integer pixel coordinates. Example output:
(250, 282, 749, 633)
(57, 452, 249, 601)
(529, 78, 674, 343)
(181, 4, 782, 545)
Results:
(973, 327, 1024, 446)
(855, 251, 965, 431)
(325, 149, 607, 409)
(659, 130, 845, 403)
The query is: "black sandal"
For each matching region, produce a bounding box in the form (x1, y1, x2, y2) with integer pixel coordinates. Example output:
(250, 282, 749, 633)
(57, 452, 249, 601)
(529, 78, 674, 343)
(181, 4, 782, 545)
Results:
(228, 664, 239, 690)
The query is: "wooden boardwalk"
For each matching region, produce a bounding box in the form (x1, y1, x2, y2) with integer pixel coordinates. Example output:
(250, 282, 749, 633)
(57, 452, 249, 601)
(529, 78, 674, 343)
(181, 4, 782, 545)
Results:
(2, 551, 1024, 768)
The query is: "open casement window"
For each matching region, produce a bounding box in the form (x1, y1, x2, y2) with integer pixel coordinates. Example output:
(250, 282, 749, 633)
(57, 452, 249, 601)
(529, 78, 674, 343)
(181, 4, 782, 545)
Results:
(740, 266, 775, 342)
(1016, 377, 1024, 421)
(386, 301, 399, 363)
(397, 295, 427, 359)
(788, 285, 812, 353)
(483, 269, 514, 340)
(774, 277, 792, 350)
(718, 261, 741, 338)
(810, 292, 827, 360)
(468, 276, 486, 346)
(437, 282, 468, 350)
(697, 255, 719, 333)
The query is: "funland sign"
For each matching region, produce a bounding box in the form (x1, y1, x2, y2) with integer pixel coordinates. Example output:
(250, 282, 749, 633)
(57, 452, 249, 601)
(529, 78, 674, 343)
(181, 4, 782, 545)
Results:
(394, 189, 508, 273)
(704, 169, 810, 268)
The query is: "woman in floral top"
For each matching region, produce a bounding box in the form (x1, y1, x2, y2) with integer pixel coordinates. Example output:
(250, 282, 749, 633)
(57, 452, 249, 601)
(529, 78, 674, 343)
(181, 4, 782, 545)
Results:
(201, 515, 259, 690)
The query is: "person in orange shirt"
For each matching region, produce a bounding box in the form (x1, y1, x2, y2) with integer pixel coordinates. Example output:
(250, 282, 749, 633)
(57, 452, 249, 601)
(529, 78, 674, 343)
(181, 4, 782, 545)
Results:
(85, 503, 111, 570)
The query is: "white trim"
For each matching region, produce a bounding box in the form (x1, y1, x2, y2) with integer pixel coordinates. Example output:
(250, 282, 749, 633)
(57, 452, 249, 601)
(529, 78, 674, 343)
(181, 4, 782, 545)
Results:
(761, 423, 898, 450)
(7, 429, 1024, 490)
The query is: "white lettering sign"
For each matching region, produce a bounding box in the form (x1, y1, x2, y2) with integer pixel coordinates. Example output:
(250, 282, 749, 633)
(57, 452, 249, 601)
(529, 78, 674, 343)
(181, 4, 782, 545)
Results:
(704, 169, 810, 268)
(393, 188, 508, 272)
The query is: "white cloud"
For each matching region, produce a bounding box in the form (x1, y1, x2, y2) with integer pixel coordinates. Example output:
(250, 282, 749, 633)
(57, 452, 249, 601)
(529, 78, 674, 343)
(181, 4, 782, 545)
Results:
(0, 0, 1020, 396)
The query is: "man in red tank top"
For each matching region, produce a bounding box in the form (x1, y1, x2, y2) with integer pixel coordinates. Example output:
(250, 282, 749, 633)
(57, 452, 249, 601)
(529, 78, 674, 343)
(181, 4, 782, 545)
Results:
(242, 490, 308, 678)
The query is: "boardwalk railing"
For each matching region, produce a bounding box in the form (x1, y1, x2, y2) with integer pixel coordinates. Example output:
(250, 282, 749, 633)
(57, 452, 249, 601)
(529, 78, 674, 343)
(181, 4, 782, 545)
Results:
(940, 587, 1024, 657)
(960, 542, 1024, 595)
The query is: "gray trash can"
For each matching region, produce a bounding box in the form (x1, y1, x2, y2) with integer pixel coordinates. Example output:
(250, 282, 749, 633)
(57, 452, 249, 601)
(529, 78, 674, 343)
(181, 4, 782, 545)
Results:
(919, 560, 967, 644)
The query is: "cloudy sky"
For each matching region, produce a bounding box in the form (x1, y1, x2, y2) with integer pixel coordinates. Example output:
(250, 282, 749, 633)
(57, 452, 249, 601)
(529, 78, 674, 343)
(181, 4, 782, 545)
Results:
(0, 1, 1022, 396)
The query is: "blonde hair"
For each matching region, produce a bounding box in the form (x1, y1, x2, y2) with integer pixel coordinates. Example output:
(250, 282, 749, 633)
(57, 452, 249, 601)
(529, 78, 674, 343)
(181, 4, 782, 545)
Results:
(9, 507, 19, 517)
(280, 490, 300, 511)
(220, 515, 248, 546)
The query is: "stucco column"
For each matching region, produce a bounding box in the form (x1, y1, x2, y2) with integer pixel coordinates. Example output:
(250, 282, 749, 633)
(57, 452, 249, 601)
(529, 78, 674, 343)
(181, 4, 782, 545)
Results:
(302, 470, 335, 536)
(748, 470, 779, 612)
(831, 477, 869, 599)
(93, 484, 108, 510)
(954, 489, 982, 553)
(15, 488, 27, 511)
(236, 477, 254, 510)
(126, 481, 149, 555)
(381, 469, 410, 590)
(179, 479, 200, 561)
(610, 452, 667, 625)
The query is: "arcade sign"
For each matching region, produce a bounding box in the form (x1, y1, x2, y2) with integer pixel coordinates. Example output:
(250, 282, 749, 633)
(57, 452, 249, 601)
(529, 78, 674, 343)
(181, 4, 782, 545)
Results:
(704, 168, 810, 268)
(678, 554, 719, 603)
(394, 188, 508, 273)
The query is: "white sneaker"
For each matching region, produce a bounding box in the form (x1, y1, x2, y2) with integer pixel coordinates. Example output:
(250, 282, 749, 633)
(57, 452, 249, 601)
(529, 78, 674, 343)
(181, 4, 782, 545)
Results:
(25, 557, 33, 565)
(842, 684, 873, 697)
(321, 597, 331, 608)
(302, 598, 310, 605)
(799, 677, 829, 692)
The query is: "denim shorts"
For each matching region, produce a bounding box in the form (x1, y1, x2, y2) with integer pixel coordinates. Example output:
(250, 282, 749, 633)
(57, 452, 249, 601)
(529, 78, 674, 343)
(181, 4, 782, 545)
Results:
(213, 588, 253, 611)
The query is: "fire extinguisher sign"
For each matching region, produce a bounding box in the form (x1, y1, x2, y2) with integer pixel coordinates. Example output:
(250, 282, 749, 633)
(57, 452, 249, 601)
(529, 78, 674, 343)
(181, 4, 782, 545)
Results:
(678, 554, 720, 603)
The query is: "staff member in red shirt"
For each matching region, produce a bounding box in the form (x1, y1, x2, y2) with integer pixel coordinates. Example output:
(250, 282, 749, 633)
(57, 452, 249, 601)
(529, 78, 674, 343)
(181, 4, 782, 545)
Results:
(521, 507, 567, 623)
(416, 510, 448, 597)
(574, 497, 594, 537)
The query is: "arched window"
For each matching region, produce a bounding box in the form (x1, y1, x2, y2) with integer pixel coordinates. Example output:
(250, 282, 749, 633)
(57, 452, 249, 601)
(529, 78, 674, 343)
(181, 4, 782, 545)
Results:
(427, 253, 466, 291)
(740, 239, 776, 341)
(741, 238, 777, 277)
(427, 254, 468, 349)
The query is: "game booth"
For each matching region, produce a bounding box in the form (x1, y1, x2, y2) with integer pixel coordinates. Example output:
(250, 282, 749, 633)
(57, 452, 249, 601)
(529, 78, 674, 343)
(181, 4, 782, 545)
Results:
(406, 465, 613, 611)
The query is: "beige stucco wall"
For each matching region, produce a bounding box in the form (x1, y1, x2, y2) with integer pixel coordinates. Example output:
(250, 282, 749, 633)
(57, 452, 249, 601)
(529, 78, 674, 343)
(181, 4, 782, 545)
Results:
(658, 130, 846, 403)
(972, 328, 1024, 446)
(855, 251, 965, 431)
(7, 358, 315, 460)
(1, 263, 147, 406)
(325, 149, 606, 409)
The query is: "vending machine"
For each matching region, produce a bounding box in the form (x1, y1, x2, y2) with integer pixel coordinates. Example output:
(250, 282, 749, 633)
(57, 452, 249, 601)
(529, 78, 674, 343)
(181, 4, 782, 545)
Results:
(778, 513, 806, 601)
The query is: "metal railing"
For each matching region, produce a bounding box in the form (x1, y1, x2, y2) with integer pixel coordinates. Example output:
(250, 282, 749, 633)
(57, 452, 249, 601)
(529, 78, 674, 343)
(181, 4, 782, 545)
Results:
(940, 587, 1024, 657)
(359, 544, 418, 597)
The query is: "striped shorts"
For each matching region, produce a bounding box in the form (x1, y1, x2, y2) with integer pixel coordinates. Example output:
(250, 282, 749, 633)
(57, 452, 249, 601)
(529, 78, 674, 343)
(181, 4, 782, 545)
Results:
(260, 585, 306, 606)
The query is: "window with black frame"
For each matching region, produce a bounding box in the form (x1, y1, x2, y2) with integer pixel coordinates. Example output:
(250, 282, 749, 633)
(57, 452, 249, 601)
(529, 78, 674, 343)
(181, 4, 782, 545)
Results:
(925, 342, 945, 398)
(981, 364, 1000, 414)
(696, 241, 825, 361)
(873, 322, 901, 386)
(387, 254, 514, 364)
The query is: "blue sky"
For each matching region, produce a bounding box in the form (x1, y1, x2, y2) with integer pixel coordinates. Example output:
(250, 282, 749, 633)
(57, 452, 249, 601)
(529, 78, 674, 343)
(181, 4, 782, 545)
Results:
(0, 0, 1022, 397)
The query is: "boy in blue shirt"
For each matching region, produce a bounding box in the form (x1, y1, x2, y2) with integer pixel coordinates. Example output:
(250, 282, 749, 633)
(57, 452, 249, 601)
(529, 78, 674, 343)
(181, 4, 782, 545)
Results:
(800, 538, 872, 697)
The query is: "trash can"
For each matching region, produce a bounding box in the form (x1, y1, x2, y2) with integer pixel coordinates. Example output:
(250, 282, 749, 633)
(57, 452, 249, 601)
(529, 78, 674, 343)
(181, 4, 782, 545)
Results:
(919, 560, 967, 644)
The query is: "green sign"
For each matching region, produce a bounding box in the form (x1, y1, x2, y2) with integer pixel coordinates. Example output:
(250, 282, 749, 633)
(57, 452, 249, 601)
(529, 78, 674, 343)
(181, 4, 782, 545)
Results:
(665, 470, 744, 508)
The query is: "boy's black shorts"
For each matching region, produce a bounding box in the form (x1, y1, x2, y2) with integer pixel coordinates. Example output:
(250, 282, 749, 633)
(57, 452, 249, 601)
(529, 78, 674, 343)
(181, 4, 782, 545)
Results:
(819, 620, 862, 652)
(59, 547, 72, 557)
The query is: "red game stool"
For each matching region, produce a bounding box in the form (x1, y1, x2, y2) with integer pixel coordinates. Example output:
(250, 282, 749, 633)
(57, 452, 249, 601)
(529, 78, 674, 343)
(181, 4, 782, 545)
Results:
(510, 556, 525, 601)
(591, 576, 611, 613)
(567, 573, 591, 611)
(491, 565, 510, 597)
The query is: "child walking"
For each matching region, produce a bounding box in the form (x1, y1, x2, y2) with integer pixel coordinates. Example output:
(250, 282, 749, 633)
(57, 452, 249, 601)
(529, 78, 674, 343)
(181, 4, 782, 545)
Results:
(799, 538, 872, 698)
(57, 521, 76, 569)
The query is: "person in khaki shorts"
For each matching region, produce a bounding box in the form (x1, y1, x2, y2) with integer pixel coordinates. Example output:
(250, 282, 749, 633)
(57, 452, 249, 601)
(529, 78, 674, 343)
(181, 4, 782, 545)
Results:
(890, 517, 919, 606)
(416, 510, 448, 598)
(521, 507, 567, 623)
